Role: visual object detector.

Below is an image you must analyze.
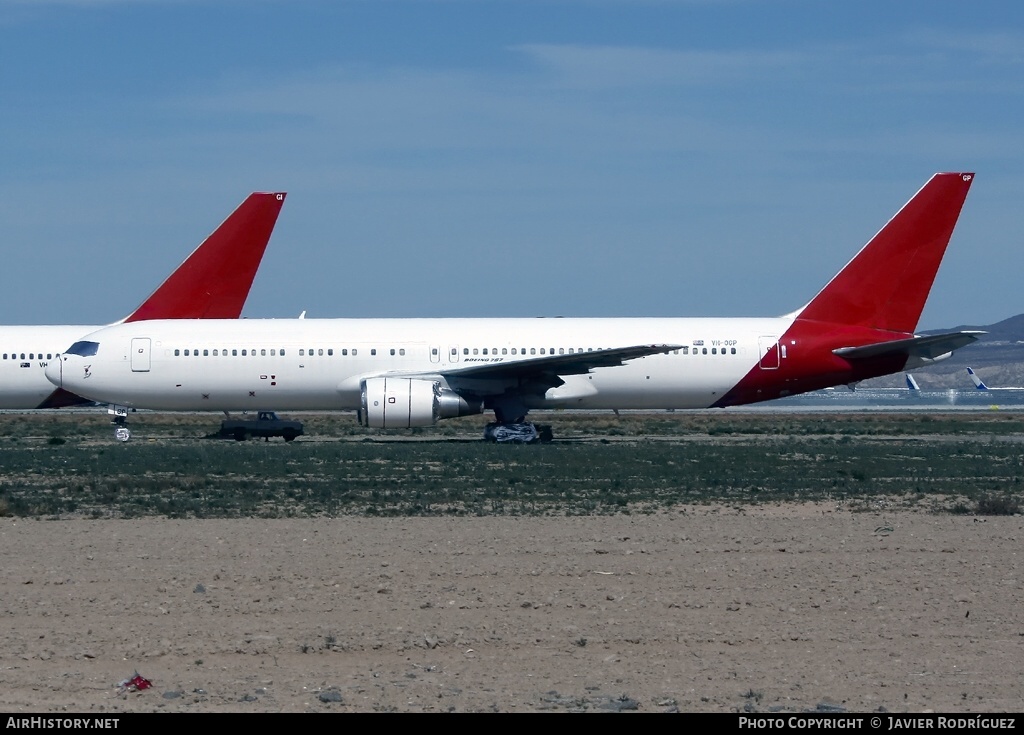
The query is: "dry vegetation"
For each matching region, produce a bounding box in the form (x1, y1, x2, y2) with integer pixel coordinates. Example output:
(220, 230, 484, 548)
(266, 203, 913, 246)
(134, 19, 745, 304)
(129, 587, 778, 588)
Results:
(1, 409, 1022, 519)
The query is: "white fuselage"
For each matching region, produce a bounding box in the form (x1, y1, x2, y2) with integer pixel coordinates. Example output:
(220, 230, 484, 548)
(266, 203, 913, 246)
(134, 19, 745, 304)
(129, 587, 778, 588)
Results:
(0, 325, 103, 408)
(48, 316, 795, 412)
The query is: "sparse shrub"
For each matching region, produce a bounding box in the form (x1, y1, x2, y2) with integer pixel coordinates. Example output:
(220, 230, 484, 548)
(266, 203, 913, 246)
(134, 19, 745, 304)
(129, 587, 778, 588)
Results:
(976, 494, 1020, 516)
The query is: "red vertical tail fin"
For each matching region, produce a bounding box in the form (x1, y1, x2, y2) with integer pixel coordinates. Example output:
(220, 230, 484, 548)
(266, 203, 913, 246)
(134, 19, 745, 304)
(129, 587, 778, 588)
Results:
(795, 173, 973, 333)
(123, 192, 286, 322)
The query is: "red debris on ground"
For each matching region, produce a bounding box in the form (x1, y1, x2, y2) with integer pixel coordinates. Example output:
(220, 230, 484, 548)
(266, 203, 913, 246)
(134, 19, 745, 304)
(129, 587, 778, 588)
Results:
(117, 672, 153, 693)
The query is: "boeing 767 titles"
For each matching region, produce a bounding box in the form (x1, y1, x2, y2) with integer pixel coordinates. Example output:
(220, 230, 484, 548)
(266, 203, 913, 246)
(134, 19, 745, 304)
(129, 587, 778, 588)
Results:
(48, 174, 979, 442)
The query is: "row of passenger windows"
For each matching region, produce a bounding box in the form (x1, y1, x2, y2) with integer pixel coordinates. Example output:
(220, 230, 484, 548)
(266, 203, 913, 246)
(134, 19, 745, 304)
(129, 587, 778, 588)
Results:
(169, 345, 739, 358)
(172, 347, 418, 357)
(452, 346, 737, 356)
(688, 347, 737, 355)
(2, 352, 55, 360)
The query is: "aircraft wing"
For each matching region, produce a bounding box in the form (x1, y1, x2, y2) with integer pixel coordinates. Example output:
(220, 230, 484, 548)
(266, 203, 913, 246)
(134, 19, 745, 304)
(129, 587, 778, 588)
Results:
(833, 331, 984, 361)
(438, 344, 682, 384)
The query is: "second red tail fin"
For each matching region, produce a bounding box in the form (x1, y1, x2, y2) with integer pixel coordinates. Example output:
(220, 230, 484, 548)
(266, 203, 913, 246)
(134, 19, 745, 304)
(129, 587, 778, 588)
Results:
(796, 173, 973, 334)
(123, 192, 286, 323)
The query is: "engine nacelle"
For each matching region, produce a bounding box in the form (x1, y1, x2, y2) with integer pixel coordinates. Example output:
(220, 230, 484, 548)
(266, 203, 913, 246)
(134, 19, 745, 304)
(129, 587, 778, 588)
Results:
(360, 377, 481, 428)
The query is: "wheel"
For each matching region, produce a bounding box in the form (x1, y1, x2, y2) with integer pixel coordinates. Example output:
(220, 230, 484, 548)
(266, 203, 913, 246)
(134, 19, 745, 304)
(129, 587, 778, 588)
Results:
(233, 428, 247, 442)
(283, 429, 297, 442)
(114, 427, 131, 443)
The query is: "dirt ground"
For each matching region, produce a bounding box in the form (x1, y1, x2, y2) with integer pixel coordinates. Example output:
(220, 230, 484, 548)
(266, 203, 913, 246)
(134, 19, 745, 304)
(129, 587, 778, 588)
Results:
(1, 503, 1021, 713)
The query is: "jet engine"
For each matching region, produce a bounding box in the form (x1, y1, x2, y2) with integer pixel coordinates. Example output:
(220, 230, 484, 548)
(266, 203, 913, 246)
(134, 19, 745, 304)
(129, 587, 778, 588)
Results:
(360, 377, 481, 428)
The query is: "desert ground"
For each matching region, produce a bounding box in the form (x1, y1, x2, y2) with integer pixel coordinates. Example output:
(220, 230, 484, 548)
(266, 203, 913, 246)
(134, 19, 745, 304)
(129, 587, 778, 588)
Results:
(1, 503, 1021, 713)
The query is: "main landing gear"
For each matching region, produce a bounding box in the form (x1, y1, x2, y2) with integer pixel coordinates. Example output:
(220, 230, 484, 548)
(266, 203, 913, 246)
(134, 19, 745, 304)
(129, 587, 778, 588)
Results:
(485, 399, 554, 444)
(109, 405, 131, 442)
(483, 422, 553, 444)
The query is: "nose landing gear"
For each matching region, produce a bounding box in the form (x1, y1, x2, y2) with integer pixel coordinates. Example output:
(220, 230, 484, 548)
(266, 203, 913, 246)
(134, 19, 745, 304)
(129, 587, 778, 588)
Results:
(109, 405, 132, 442)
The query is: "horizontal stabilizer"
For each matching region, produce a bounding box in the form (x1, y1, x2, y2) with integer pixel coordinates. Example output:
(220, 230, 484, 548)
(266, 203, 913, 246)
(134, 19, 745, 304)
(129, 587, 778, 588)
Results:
(905, 374, 921, 391)
(833, 331, 984, 362)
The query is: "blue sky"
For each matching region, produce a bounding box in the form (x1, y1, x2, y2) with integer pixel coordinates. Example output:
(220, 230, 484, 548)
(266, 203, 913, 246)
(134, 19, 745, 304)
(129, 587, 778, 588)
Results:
(1, 1, 1021, 329)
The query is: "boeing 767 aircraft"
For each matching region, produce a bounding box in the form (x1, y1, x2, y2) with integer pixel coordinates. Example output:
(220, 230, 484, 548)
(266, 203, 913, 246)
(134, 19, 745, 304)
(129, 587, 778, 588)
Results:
(2, 192, 285, 410)
(48, 173, 978, 442)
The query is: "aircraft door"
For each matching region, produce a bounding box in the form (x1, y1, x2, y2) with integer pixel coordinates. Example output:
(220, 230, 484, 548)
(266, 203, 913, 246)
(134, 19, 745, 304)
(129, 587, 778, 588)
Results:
(449, 345, 460, 363)
(131, 338, 152, 372)
(758, 336, 780, 370)
(430, 345, 441, 364)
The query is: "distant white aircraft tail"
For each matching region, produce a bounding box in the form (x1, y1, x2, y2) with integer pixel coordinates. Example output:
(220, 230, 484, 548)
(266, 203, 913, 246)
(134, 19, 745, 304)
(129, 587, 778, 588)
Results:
(905, 374, 921, 391)
(967, 367, 989, 390)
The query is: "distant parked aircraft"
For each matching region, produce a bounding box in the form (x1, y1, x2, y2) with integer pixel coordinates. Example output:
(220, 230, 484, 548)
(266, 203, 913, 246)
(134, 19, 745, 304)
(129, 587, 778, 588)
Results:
(966, 367, 1024, 391)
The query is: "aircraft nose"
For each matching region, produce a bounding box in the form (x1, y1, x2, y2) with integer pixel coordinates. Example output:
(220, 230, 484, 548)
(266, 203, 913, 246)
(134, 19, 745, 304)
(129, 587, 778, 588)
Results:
(44, 356, 63, 388)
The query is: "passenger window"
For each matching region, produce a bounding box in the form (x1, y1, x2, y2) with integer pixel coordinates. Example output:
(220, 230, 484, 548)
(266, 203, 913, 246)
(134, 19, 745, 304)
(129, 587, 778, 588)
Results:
(702, 348, 707, 355)
(502, 348, 507, 355)
(342, 349, 348, 356)
(352, 349, 358, 356)
(174, 349, 180, 356)
(731, 348, 736, 354)
(559, 348, 564, 355)
(241, 349, 247, 356)
(299, 349, 305, 356)
(399, 348, 405, 356)
(370, 349, 376, 356)
(203, 349, 209, 356)
(390, 348, 395, 356)
(282, 349, 287, 356)
(270, 349, 276, 356)
(463, 348, 469, 355)
(482, 348, 488, 355)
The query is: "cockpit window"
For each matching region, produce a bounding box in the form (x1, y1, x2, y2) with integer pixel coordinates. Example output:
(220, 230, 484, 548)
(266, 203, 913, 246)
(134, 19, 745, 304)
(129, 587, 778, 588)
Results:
(66, 341, 100, 357)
